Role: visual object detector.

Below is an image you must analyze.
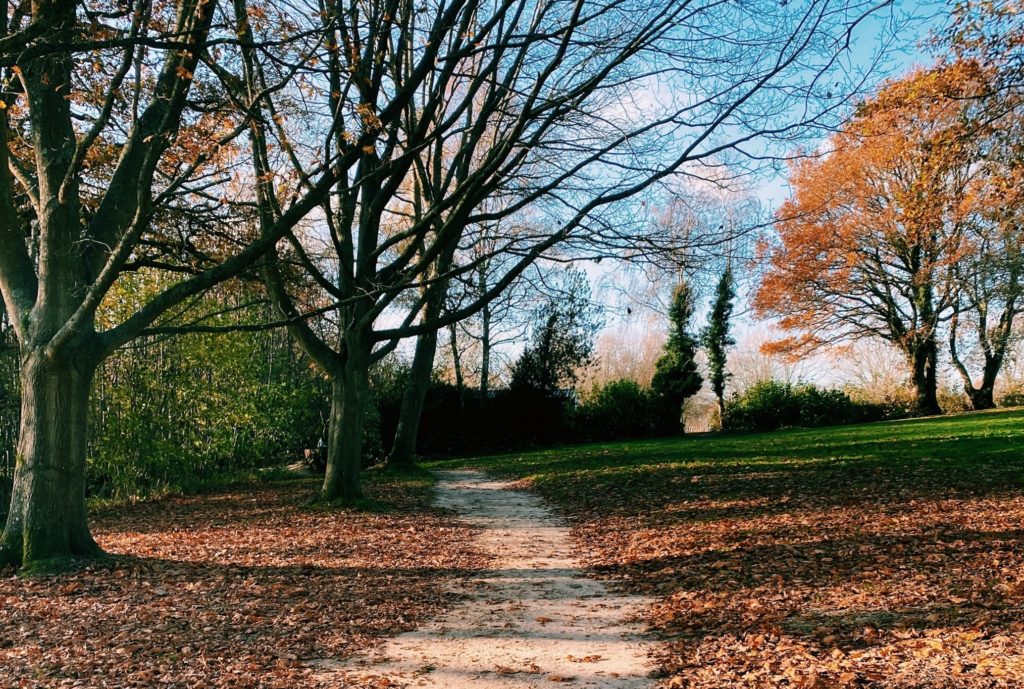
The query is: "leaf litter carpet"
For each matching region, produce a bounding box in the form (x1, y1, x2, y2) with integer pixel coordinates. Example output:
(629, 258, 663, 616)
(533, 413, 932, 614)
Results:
(0, 477, 485, 688)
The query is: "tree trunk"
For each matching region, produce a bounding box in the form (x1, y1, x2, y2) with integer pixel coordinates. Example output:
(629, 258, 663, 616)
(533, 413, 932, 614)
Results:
(321, 333, 370, 503)
(949, 312, 1003, 412)
(909, 339, 941, 416)
(967, 384, 996, 411)
(388, 269, 449, 468)
(0, 351, 101, 569)
(480, 301, 491, 401)
(387, 326, 439, 468)
(965, 355, 1001, 411)
(448, 322, 465, 416)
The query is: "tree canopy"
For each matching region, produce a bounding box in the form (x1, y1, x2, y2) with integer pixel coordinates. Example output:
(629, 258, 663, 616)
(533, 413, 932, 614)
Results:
(754, 60, 1024, 414)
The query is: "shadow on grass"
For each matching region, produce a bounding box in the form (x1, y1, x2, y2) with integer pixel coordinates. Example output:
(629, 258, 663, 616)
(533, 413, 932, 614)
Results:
(443, 407, 1024, 480)
(442, 409, 1024, 684)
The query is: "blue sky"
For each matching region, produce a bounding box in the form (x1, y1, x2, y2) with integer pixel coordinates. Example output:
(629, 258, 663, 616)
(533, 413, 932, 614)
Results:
(423, 2, 956, 390)
(753, 0, 946, 208)
(584, 1, 953, 389)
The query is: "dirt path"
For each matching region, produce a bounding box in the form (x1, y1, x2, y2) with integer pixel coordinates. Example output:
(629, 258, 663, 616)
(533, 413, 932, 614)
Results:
(322, 469, 655, 688)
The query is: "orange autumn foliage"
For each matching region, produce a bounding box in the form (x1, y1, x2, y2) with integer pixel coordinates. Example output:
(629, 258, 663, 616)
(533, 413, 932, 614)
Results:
(754, 61, 992, 360)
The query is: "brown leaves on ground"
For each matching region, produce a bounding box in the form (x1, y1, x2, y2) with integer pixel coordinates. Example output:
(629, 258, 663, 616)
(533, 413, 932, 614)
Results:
(540, 461, 1024, 688)
(0, 477, 486, 688)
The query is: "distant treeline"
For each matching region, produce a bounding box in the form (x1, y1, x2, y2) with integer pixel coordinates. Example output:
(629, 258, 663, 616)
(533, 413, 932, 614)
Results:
(372, 378, 683, 460)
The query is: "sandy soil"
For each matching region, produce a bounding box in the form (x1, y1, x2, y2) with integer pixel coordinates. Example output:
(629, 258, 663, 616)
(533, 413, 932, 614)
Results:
(316, 469, 655, 688)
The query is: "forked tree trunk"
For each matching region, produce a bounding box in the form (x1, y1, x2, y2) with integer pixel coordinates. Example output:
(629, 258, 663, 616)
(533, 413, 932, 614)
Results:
(946, 311, 1003, 413)
(967, 384, 996, 411)
(387, 325, 439, 468)
(962, 356, 1000, 411)
(0, 350, 101, 569)
(321, 334, 370, 503)
(951, 327, 1003, 411)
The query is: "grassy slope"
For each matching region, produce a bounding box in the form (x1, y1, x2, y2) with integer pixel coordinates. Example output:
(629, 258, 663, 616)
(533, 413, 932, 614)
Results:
(433, 409, 1024, 688)
(433, 408, 1024, 490)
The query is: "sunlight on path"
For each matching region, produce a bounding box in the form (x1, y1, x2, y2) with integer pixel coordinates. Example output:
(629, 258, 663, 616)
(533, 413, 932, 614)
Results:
(315, 469, 655, 688)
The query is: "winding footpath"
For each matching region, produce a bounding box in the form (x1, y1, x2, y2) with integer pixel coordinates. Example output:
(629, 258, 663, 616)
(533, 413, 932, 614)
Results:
(318, 469, 655, 688)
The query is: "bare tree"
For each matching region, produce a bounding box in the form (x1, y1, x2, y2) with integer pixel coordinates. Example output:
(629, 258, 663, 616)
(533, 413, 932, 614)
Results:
(835, 340, 911, 401)
(729, 328, 823, 392)
(454, 220, 543, 400)
(239, 0, 895, 501)
(389, 241, 544, 468)
(948, 170, 1024, 409)
(580, 324, 665, 388)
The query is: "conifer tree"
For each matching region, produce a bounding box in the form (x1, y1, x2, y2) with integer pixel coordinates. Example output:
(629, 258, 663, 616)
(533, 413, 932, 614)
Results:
(652, 281, 703, 431)
(702, 266, 736, 423)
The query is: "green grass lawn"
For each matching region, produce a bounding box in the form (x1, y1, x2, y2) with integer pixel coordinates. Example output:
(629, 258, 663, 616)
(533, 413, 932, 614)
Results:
(431, 407, 1024, 494)
(432, 409, 1024, 688)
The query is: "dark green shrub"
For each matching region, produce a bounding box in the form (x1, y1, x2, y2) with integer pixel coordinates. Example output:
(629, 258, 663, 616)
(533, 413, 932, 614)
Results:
(723, 381, 897, 432)
(723, 381, 802, 431)
(847, 387, 917, 422)
(574, 379, 667, 441)
(797, 385, 862, 427)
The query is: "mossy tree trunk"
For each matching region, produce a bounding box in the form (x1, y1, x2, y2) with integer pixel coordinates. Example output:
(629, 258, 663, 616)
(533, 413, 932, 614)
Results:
(0, 349, 101, 568)
(321, 328, 371, 503)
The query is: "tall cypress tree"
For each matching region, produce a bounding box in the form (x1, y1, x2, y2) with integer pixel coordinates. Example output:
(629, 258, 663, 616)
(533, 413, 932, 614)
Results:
(651, 281, 703, 431)
(702, 266, 736, 424)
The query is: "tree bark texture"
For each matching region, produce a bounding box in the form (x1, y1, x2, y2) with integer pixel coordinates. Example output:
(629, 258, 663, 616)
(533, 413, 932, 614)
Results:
(0, 351, 100, 568)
